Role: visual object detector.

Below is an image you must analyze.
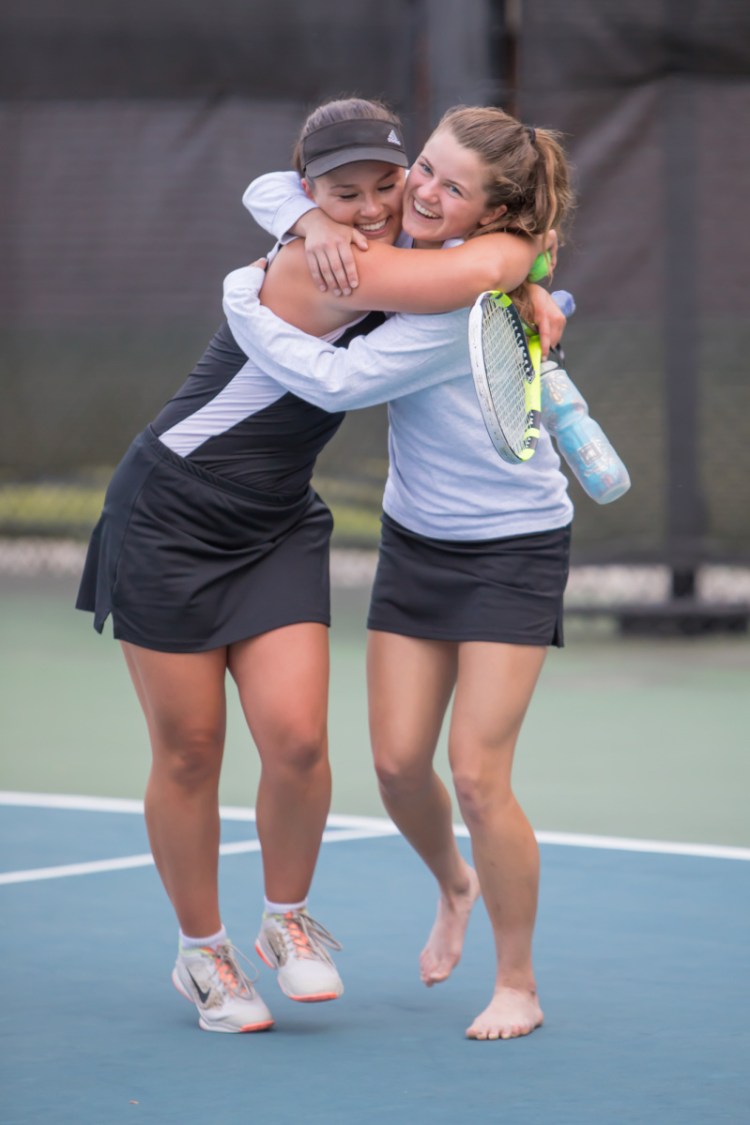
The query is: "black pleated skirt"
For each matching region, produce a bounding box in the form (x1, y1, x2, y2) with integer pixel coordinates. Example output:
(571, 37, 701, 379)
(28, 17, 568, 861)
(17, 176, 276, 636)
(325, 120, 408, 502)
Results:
(367, 513, 571, 646)
(76, 427, 334, 652)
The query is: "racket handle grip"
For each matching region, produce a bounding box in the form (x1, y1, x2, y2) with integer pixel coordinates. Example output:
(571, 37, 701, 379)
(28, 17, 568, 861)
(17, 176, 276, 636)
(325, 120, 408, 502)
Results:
(551, 290, 576, 317)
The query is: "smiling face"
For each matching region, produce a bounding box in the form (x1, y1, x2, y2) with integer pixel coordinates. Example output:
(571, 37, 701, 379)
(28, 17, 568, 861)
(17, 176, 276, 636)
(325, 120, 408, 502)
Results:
(402, 128, 507, 248)
(305, 161, 406, 245)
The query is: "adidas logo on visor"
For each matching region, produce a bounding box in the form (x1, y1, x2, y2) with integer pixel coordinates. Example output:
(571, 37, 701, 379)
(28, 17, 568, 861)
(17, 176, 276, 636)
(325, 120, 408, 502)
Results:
(387, 129, 401, 145)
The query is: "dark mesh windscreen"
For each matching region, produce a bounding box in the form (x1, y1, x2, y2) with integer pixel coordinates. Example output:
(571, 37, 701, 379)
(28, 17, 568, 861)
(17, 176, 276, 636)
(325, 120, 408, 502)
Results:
(517, 0, 750, 562)
(2, 0, 748, 565)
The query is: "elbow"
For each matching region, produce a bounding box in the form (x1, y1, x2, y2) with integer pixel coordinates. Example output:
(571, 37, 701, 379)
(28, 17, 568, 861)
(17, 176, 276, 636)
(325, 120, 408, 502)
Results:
(294, 360, 363, 410)
(315, 377, 368, 411)
(313, 385, 358, 411)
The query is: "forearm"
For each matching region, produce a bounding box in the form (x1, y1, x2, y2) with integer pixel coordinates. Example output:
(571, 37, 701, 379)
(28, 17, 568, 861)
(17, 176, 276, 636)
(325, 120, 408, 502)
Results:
(242, 171, 314, 241)
(346, 234, 539, 315)
(223, 266, 467, 409)
(436, 234, 540, 307)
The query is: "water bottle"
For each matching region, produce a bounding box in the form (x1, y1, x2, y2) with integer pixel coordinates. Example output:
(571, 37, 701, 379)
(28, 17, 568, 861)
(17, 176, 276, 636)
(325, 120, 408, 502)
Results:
(542, 291, 631, 504)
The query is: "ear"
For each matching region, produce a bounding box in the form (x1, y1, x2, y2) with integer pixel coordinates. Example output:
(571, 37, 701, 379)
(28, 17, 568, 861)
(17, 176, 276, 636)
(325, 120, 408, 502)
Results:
(301, 177, 316, 202)
(478, 202, 508, 228)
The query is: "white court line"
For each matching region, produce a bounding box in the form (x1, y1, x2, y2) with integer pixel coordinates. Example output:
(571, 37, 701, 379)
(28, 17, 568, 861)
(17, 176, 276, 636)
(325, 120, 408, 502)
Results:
(534, 830, 750, 861)
(0, 791, 399, 833)
(1, 791, 748, 889)
(0, 826, 400, 886)
(0, 853, 157, 885)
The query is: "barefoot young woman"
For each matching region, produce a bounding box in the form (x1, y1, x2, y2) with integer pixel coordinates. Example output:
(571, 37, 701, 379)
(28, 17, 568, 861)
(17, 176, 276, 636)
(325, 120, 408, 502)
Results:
(76, 98, 545, 1034)
(225, 104, 575, 1041)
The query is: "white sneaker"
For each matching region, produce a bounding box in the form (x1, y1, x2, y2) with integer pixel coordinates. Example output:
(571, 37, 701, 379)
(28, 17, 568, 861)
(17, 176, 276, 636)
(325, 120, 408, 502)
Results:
(172, 941, 274, 1033)
(255, 909, 344, 1002)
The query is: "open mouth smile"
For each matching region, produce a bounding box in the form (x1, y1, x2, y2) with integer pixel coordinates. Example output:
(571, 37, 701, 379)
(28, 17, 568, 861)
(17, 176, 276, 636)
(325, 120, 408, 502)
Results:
(358, 218, 389, 234)
(413, 198, 440, 220)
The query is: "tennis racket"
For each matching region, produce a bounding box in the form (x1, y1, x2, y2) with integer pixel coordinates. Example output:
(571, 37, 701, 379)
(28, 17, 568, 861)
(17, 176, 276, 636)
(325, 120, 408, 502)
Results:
(468, 291, 542, 463)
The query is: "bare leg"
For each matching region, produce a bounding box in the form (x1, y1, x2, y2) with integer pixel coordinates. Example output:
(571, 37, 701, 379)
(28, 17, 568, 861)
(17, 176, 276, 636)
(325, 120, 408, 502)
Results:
(449, 641, 547, 1040)
(367, 631, 480, 985)
(229, 623, 331, 904)
(121, 641, 228, 937)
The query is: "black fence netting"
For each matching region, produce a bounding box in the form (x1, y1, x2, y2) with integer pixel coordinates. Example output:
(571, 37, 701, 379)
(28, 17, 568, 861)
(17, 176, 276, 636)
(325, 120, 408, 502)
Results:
(1, 0, 749, 589)
(516, 0, 750, 566)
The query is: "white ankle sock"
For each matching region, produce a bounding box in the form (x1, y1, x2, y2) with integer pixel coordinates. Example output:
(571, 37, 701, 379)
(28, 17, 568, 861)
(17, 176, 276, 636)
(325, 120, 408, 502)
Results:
(179, 925, 227, 951)
(264, 897, 308, 916)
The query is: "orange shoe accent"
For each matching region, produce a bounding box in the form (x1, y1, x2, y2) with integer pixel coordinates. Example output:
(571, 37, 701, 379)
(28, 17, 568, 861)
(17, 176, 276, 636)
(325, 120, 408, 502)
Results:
(254, 943, 275, 970)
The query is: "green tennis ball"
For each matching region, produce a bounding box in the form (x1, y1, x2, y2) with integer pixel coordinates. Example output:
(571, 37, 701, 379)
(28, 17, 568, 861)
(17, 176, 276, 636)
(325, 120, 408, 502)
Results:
(528, 251, 552, 282)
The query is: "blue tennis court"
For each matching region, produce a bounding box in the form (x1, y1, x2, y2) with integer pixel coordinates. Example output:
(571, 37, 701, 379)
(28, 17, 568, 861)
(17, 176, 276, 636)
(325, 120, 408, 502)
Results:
(3, 792, 749, 1125)
(2, 573, 750, 1122)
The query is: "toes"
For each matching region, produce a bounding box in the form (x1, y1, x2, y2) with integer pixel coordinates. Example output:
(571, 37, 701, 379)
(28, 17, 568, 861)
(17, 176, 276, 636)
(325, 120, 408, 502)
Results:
(467, 1021, 533, 1041)
(420, 955, 451, 987)
(424, 970, 449, 986)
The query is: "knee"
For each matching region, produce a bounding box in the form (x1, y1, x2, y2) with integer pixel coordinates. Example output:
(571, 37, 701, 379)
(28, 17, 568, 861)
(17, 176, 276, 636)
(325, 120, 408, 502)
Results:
(373, 747, 431, 800)
(269, 720, 328, 777)
(451, 767, 511, 828)
(155, 726, 223, 792)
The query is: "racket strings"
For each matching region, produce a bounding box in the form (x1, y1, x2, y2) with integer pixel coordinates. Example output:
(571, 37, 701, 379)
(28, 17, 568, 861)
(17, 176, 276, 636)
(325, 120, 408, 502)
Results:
(481, 304, 533, 455)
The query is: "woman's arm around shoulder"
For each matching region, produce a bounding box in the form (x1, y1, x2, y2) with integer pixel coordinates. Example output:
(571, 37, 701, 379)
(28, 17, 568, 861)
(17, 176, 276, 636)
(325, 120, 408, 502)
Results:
(342, 232, 543, 315)
(223, 264, 472, 410)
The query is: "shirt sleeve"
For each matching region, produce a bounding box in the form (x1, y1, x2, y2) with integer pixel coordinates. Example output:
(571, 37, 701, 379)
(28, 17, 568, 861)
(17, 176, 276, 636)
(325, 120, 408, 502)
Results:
(242, 171, 316, 243)
(222, 266, 470, 411)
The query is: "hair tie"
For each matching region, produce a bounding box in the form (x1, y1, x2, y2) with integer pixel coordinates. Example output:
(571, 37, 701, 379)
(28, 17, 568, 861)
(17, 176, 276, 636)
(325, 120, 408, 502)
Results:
(526, 126, 537, 146)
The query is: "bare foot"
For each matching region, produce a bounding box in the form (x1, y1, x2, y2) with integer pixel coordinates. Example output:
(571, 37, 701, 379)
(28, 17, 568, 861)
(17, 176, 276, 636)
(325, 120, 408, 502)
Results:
(419, 864, 481, 986)
(465, 987, 544, 1041)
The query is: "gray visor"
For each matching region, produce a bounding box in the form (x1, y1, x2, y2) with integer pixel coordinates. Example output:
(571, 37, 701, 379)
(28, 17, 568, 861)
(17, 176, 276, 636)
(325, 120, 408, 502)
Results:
(301, 118, 409, 177)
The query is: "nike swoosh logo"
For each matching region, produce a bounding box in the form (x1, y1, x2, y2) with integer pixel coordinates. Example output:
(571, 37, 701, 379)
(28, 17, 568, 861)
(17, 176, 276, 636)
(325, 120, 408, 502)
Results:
(186, 969, 211, 1004)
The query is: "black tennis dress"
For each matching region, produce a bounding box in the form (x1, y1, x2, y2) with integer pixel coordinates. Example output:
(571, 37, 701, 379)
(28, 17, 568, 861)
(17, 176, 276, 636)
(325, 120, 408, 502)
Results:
(76, 313, 383, 652)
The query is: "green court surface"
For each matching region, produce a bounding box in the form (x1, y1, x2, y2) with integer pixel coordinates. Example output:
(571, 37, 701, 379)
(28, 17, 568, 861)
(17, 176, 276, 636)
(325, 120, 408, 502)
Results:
(1, 572, 748, 848)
